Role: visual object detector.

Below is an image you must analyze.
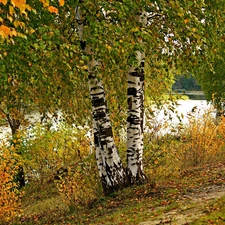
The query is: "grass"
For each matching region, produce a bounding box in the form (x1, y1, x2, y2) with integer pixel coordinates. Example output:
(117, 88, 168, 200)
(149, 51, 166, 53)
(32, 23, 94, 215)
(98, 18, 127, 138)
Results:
(7, 161, 224, 225)
(190, 196, 225, 224)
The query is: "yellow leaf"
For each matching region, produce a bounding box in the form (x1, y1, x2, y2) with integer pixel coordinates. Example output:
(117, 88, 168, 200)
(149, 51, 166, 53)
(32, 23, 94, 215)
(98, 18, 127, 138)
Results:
(131, 27, 139, 33)
(178, 11, 184, 17)
(29, 28, 35, 34)
(11, 29, 17, 36)
(9, 5, 15, 15)
(83, 65, 88, 70)
(105, 44, 112, 50)
(40, 0, 49, 7)
(7, 14, 13, 22)
(59, 0, 64, 6)
(13, 20, 25, 28)
(26, 3, 31, 11)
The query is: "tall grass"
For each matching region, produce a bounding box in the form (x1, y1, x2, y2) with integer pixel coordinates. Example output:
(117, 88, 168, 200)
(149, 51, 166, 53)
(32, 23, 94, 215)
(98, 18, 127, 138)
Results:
(179, 112, 225, 167)
(143, 108, 225, 185)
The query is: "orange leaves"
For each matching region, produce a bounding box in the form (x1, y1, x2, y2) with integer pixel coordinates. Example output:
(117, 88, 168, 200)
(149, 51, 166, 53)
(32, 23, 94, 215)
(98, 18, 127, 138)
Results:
(184, 19, 189, 24)
(0, 25, 10, 37)
(39, 0, 59, 14)
(48, 5, 58, 14)
(59, 0, 65, 7)
(11, 0, 26, 9)
(0, 0, 7, 5)
(0, 0, 64, 38)
(0, 25, 17, 38)
(11, 0, 32, 16)
(0, 145, 23, 223)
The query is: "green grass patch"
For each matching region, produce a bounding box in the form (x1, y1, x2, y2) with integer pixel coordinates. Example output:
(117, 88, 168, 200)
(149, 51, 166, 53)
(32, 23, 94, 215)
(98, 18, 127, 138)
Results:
(190, 196, 225, 225)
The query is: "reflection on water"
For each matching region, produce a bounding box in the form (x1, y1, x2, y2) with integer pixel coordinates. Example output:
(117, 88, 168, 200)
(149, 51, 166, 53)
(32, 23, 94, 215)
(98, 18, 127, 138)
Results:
(0, 100, 215, 143)
(145, 100, 214, 136)
(185, 94, 206, 100)
(169, 100, 211, 124)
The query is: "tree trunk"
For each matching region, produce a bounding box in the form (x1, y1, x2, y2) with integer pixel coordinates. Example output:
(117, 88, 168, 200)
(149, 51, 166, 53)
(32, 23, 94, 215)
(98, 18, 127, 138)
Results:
(126, 12, 147, 185)
(126, 67, 146, 184)
(6, 114, 21, 137)
(6, 114, 25, 188)
(75, 6, 126, 194)
(89, 74, 128, 195)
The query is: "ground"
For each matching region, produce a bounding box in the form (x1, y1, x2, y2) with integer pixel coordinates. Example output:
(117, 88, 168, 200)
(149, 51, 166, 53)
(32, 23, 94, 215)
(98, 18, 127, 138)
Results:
(139, 163, 225, 225)
(17, 162, 225, 225)
(140, 183, 225, 225)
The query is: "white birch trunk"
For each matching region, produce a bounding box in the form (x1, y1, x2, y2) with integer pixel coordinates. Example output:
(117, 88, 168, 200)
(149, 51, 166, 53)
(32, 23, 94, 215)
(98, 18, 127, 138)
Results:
(89, 73, 127, 194)
(126, 12, 147, 184)
(76, 6, 126, 193)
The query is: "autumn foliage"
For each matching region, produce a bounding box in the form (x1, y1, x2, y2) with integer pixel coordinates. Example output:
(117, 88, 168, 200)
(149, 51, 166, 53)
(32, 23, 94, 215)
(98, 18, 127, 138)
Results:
(0, 144, 23, 224)
(55, 159, 100, 212)
(180, 111, 225, 167)
(19, 122, 100, 210)
(144, 107, 225, 185)
(0, 0, 62, 38)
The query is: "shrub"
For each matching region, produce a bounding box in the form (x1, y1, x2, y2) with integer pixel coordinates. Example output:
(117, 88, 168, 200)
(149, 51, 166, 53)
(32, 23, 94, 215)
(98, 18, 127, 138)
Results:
(55, 155, 101, 212)
(0, 144, 23, 224)
(19, 122, 101, 211)
(143, 107, 225, 184)
(20, 123, 93, 183)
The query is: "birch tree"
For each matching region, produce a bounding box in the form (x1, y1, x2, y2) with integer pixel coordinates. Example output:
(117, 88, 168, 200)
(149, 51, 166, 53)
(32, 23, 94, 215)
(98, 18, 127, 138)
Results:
(126, 11, 147, 184)
(75, 5, 128, 193)
(1, 0, 224, 194)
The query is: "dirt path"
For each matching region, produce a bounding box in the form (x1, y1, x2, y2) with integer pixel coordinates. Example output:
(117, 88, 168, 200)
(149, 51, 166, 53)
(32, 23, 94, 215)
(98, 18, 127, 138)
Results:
(140, 179, 225, 224)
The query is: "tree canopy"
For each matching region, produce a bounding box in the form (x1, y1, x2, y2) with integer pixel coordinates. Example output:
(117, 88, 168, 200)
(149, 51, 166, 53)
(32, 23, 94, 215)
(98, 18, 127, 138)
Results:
(0, 0, 224, 130)
(196, 44, 225, 109)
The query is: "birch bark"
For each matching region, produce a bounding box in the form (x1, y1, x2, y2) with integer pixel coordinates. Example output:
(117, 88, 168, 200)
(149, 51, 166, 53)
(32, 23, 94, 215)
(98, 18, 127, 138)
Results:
(89, 73, 127, 194)
(76, 6, 127, 194)
(126, 12, 147, 184)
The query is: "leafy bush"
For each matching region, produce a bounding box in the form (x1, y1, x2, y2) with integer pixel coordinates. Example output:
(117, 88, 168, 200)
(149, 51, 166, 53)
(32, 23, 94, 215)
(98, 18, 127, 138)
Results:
(20, 123, 93, 183)
(0, 144, 23, 224)
(19, 122, 101, 211)
(55, 155, 101, 212)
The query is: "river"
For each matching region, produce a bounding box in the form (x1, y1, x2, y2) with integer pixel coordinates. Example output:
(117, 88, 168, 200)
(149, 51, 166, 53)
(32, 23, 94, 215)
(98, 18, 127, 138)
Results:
(0, 100, 214, 143)
(144, 99, 214, 136)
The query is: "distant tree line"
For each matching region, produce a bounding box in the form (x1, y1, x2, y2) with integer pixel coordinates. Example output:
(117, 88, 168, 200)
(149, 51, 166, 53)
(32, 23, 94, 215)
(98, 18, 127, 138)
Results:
(173, 74, 202, 91)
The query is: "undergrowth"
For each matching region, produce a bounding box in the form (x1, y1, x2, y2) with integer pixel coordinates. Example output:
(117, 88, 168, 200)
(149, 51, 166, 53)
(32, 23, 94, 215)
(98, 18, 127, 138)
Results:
(0, 144, 23, 224)
(1, 109, 225, 224)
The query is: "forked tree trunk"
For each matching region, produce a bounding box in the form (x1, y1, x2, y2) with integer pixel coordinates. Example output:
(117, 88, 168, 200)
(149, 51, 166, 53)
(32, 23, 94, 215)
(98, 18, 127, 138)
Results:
(76, 5, 146, 192)
(88, 74, 128, 194)
(126, 12, 147, 184)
